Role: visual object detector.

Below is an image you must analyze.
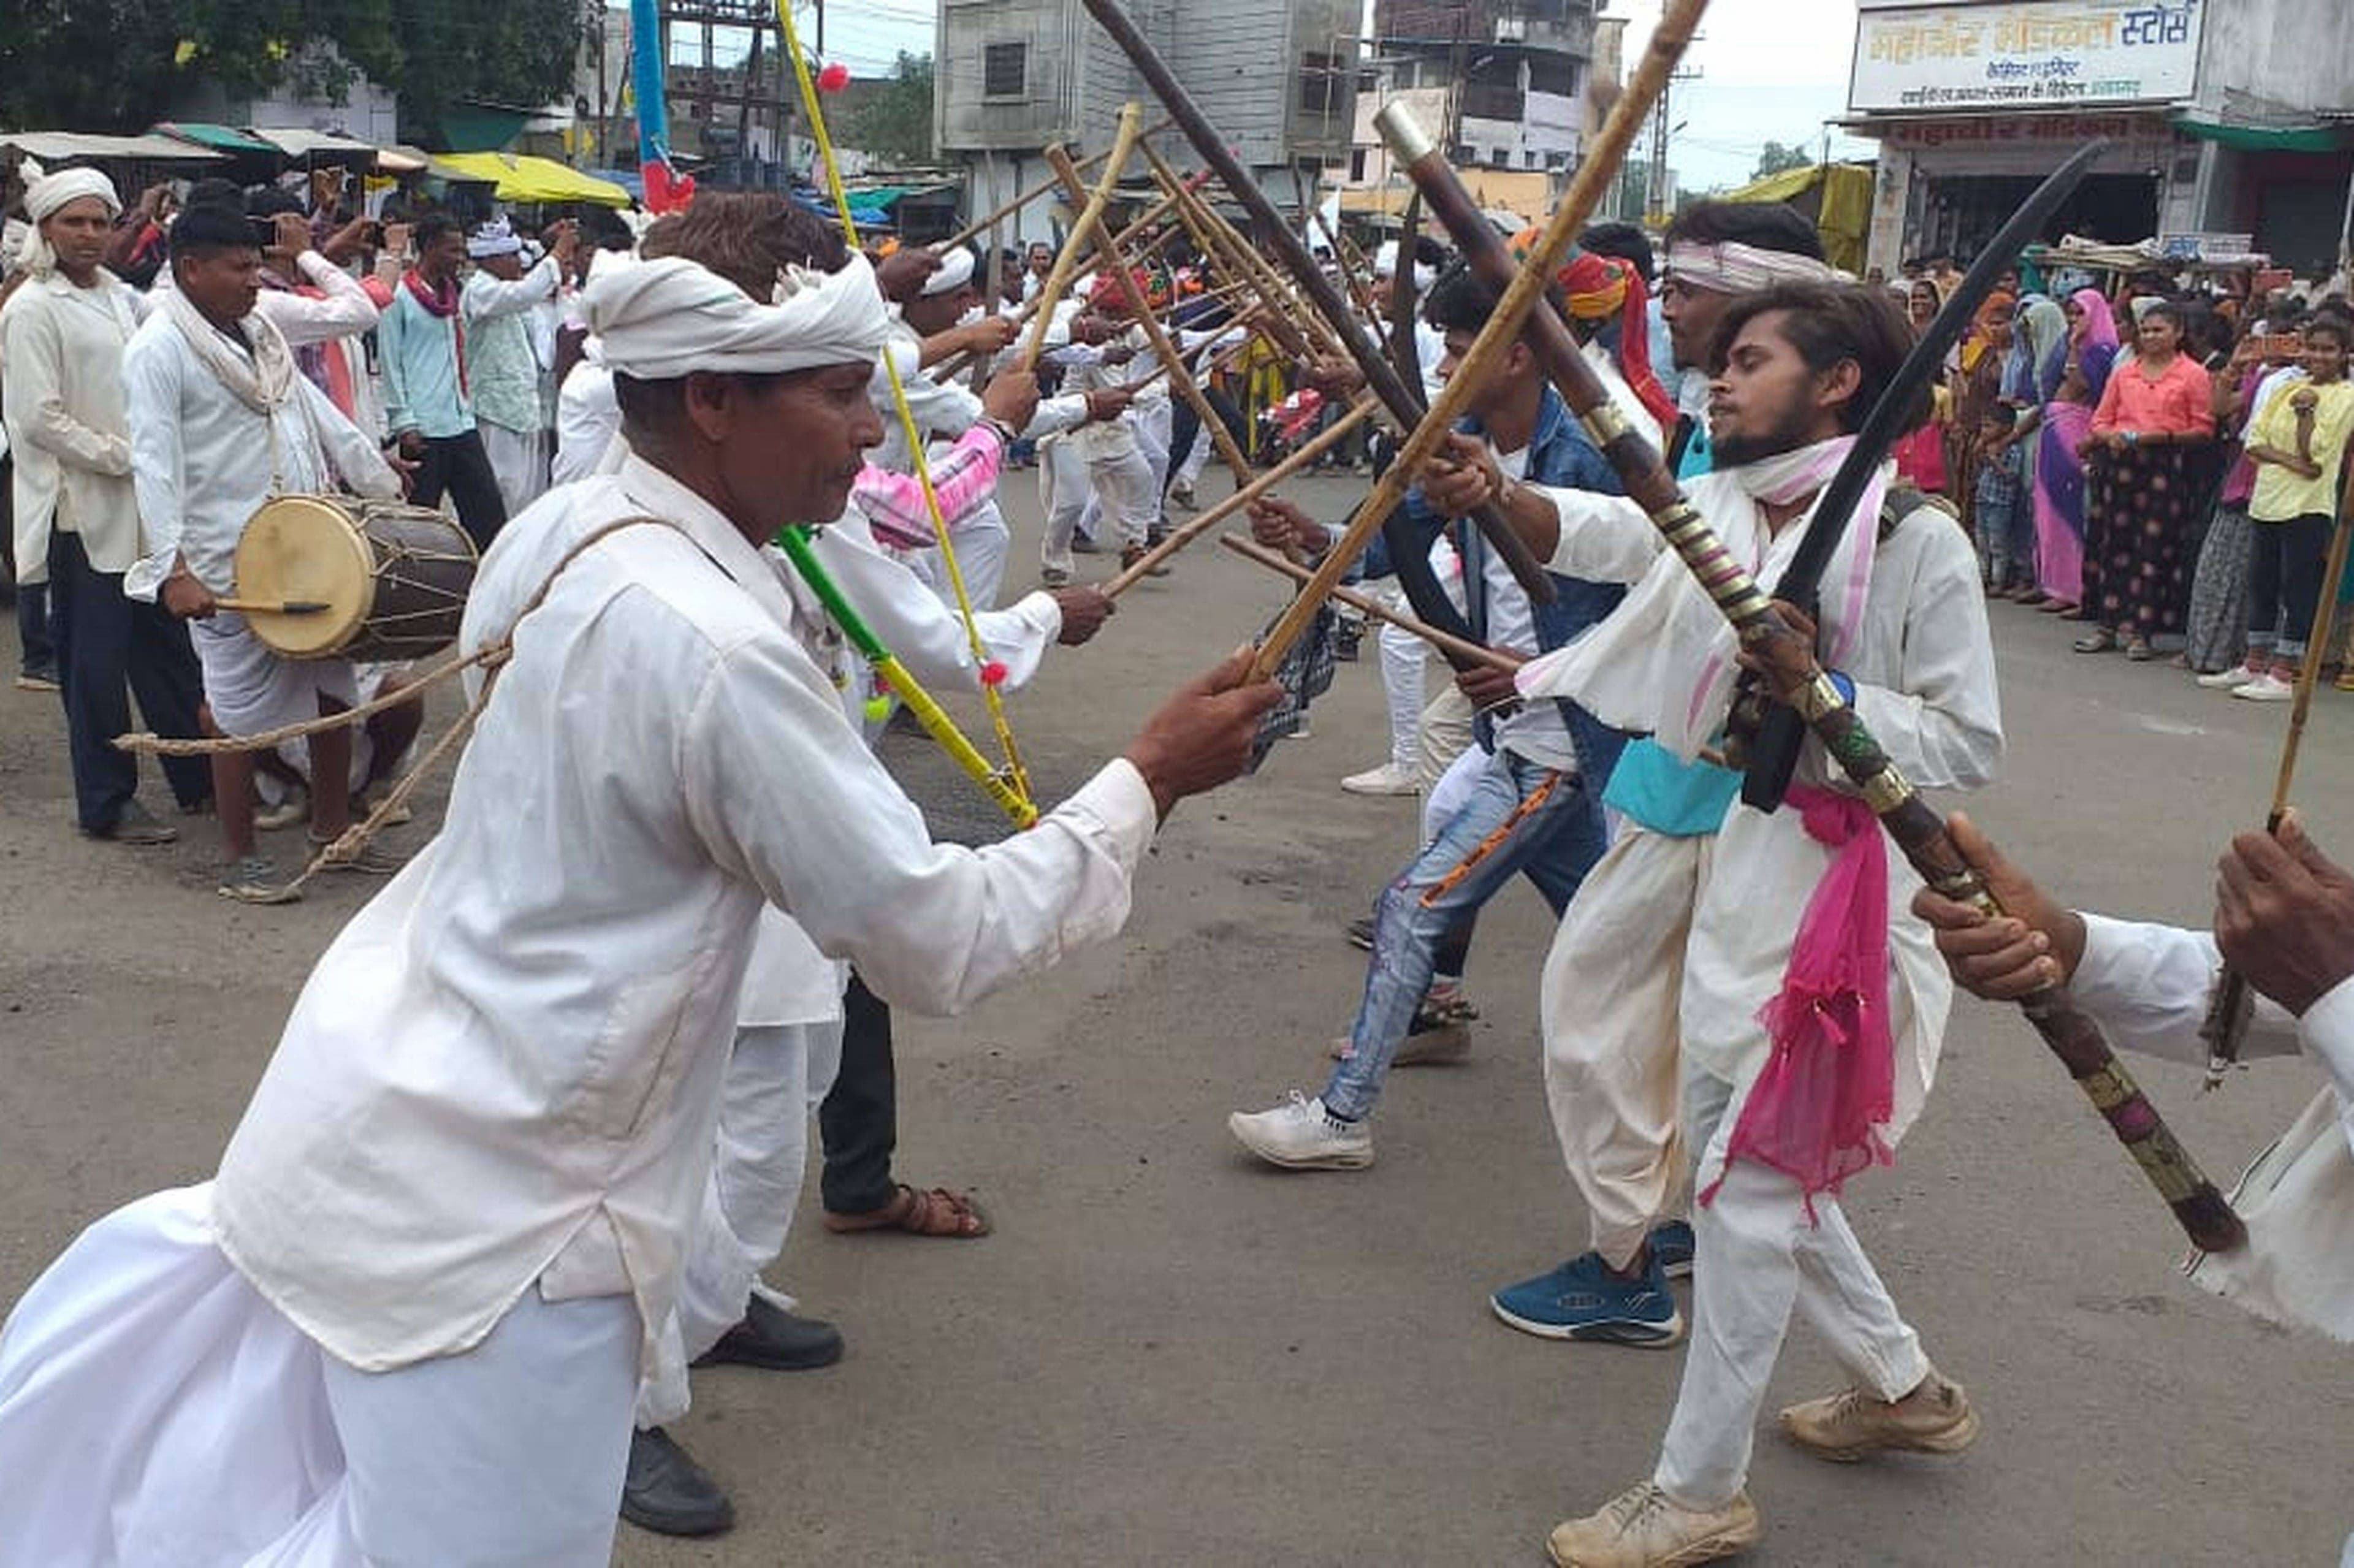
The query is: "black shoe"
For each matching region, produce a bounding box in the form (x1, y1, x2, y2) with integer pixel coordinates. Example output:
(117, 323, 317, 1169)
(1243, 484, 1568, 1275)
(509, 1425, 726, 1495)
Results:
(691, 1293, 845, 1372)
(1070, 533, 1102, 555)
(621, 1426, 734, 1537)
(1346, 915, 1376, 951)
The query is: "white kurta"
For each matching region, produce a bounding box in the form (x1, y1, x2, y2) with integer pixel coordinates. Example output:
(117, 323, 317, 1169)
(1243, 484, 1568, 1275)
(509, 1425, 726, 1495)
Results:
(210, 454, 1155, 1417)
(0, 270, 147, 577)
(1526, 481, 2002, 1173)
(2070, 916, 2354, 1341)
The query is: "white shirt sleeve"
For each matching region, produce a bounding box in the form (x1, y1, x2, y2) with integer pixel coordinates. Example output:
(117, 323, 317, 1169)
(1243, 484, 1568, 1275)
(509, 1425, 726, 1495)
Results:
(881, 340, 983, 440)
(1848, 514, 2004, 791)
(462, 256, 562, 322)
(1024, 393, 1091, 440)
(302, 376, 402, 500)
(2071, 915, 2305, 1067)
(1530, 484, 1667, 582)
(252, 254, 379, 346)
(121, 329, 186, 599)
(679, 633, 1157, 1017)
(805, 528, 1062, 691)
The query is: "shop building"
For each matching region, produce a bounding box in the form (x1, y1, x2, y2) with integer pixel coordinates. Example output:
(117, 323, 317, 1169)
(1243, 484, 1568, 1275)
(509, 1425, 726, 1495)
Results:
(1846, 0, 2354, 277)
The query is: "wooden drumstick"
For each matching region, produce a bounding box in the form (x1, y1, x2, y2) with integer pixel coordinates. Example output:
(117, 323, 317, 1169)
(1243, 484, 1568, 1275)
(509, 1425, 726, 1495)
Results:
(216, 598, 332, 615)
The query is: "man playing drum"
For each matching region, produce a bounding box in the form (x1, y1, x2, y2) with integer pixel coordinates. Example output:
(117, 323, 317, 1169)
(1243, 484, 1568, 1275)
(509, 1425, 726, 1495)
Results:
(122, 199, 409, 901)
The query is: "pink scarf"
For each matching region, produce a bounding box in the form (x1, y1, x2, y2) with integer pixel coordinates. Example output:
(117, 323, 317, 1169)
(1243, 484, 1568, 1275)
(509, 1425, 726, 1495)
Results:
(402, 268, 468, 398)
(1704, 785, 1895, 1216)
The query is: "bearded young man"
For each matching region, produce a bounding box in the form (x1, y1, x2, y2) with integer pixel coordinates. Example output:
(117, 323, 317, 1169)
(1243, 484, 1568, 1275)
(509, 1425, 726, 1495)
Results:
(1448, 282, 2002, 1567)
(0, 253, 1276, 1567)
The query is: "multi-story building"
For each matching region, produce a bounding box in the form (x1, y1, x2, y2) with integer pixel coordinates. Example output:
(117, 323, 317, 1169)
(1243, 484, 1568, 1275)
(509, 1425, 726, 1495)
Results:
(1847, 0, 2354, 276)
(935, 0, 1362, 244)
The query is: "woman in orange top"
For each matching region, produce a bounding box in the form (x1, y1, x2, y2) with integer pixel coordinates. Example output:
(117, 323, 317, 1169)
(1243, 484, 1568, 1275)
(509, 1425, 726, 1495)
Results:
(2076, 299, 2215, 658)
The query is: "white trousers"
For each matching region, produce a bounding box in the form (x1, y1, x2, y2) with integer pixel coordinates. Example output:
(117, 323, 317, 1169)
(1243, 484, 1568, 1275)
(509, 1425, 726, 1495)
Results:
(1542, 827, 1709, 1268)
(1415, 682, 1475, 796)
(647, 1018, 845, 1428)
(1377, 601, 1427, 773)
(480, 422, 549, 519)
(1653, 1067, 1927, 1511)
(0, 1184, 639, 1567)
(1173, 421, 1213, 490)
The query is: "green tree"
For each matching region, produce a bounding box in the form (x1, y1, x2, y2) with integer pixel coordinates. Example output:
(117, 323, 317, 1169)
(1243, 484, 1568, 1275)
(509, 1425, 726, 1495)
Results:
(842, 51, 935, 165)
(1751, 140, 1814, 181)
(0, 0, 582, 138)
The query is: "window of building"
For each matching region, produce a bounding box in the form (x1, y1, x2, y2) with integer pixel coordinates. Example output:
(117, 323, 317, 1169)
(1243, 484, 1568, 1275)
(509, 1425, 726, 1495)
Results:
(1300, 51, 1341, 115)
(1350, 147, 1368, 181)
(983, 41, 1027, 99)
(1491, 146, 1509, 167)
(1545, 150, 1570, 170)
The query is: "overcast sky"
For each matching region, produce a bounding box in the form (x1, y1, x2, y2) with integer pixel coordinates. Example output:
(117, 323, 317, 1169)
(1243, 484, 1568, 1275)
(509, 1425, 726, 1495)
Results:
(784, 0, 1876, 193)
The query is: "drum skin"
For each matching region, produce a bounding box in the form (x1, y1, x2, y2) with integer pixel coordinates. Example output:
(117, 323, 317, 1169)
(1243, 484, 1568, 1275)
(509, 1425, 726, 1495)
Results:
(234, 497, 477, 662)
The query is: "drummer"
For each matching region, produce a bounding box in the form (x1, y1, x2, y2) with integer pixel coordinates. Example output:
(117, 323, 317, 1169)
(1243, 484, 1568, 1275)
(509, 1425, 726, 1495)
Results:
(122, 198, 411, 902)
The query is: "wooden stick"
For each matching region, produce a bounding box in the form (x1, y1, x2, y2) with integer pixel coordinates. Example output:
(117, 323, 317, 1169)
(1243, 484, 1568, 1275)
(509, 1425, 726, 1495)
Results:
(1216, 0, 1694, 677)
(1127, 311, 1263, 394)
(1219, 533, 1517, 674)
(935, 197, 1195, 381)
(1141, 144, 1327, 362)
(215, 597, 330, 615)
(1102, 392, 1377, 596)
(1018, 104, 1145, 373)
(940, 116, 1173, 251)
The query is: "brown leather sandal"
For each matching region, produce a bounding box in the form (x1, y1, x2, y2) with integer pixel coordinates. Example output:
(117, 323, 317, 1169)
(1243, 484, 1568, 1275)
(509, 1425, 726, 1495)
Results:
(823, 1182, 991, 1239)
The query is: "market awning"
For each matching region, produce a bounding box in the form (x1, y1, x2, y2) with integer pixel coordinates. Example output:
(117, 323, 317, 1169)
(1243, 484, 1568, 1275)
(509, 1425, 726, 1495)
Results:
(151, 122, 280, 156)
(250, 128, 381, 169)
(432, 152, 631, 207)
(0, 131, 224, 166)
(2173, 116, 2354, 154)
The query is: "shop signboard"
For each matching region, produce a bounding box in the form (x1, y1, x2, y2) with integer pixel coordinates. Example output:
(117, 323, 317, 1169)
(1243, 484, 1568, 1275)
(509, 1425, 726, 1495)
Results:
(1850, 0, 2204, 114)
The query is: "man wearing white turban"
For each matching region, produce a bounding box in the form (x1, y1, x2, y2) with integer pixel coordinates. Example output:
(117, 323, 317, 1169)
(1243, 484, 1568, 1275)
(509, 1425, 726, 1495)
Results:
(463, 215, 575, 514)
(0, 167, 211, 842)
(0, 250, 1279, 1567)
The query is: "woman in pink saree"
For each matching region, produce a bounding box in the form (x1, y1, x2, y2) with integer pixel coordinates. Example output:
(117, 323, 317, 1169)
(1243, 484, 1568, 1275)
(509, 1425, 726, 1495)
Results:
(2030, 289, 2118, 615)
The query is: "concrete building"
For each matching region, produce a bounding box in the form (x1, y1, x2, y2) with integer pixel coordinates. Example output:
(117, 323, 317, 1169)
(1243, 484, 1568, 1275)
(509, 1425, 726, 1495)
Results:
(935, 0, 1362, 244)
(1847, 0, 2354, 277)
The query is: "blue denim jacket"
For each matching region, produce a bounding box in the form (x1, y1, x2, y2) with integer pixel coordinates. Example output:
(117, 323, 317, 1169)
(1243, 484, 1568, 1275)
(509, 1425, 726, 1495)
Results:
(1368, 384, 1631, 816)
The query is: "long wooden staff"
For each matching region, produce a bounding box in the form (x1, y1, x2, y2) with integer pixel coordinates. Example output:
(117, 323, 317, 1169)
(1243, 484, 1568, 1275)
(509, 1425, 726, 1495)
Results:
(1103, 392, 1379, 597)
(1138, 147, 1319, 362)
(1384, 85, 2246, 1256)
(2200, 441, 2354, 1086)
(1018, 103, 1146, 373)
(1220, 533, 1517, 674)
(1094, 4, 1556, 611)
(940, 116, 1173, 251)
(1079, 0, 1687, 675)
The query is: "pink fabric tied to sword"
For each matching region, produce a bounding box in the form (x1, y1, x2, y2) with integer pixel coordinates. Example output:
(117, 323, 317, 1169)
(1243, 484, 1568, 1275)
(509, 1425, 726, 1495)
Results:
(1703, 785, 1896, 1219)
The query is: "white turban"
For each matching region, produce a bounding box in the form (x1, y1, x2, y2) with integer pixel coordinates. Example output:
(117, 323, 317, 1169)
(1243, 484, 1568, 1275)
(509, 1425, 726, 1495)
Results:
(468, 218, 524, 259)
(15, 167, 121, 278)
(587, 253, 891, 381)
(920, 244, 977, 297)
(1371, 239, 1435, 294)
(1665, 240, 1839, 295)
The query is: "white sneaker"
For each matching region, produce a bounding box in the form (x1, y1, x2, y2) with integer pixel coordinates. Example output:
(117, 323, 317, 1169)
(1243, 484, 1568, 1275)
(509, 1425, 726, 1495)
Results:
(1547, 1481, 1760, 1568)
(2197, 664, 2260, 689)
(1341, 761, 1420, 796)
(1227, 1091, 1373, 1170)
(2236, 672, 2296, 701)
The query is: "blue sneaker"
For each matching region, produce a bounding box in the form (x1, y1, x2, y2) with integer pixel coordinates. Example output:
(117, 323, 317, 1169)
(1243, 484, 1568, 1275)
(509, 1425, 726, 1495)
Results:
(1490, 1252, 1685, 1347)
(1650, 1219, 1696, 1281)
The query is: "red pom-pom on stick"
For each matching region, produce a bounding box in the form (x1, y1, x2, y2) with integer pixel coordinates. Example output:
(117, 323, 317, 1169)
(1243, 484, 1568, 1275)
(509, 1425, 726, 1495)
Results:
(980, 660, 1009, 687)
(818, 61, 851, 93)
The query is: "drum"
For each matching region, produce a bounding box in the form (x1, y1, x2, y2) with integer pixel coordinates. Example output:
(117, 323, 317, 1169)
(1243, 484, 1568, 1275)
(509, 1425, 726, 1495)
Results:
(232, 495, 478, 662)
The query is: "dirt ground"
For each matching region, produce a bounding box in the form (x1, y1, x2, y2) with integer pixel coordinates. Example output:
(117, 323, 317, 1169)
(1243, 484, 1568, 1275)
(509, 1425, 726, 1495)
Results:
(2, 470, 2350, 1566)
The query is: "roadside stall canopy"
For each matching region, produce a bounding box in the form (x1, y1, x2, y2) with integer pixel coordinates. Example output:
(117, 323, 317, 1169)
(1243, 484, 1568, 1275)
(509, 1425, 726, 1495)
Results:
(1721, 162, 1874, 276)
(251, 127, 381, 171)
(2172, 117, 2354, 154)
(433, 151, 630, 207)
(151, 122, 280, 158)
(0, 131, 224, 169)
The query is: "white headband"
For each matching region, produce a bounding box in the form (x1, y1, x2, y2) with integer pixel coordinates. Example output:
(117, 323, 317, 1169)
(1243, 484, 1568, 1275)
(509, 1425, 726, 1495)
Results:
(1666, 240, 1838, 295)
(920, 245, 977, 297)
(587, 253, 891, 381)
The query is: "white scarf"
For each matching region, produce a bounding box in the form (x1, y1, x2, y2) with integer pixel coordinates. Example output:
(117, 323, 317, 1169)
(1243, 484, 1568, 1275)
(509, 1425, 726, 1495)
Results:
(1518, 435, 1891, 759)
(162, 286, 299, 416)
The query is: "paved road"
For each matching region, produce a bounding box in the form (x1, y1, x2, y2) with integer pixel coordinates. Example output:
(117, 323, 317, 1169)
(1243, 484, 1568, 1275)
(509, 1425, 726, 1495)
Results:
(2, 471, 2349, 1566)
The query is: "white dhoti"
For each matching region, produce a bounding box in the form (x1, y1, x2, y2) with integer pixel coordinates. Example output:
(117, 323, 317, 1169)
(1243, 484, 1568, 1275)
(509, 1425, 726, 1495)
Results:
(1541, 825, 1711, 1269)
(1039, 435, 1095, 576)
(480, 422, 549, 519)
(0, 1184, 640, 1567)
(191, 612, 358, 737)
